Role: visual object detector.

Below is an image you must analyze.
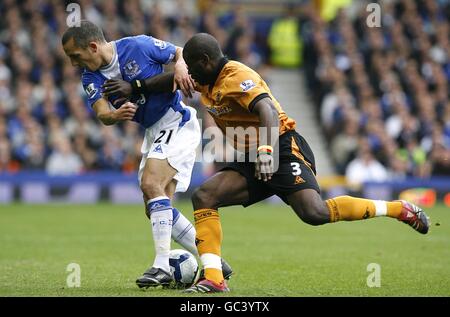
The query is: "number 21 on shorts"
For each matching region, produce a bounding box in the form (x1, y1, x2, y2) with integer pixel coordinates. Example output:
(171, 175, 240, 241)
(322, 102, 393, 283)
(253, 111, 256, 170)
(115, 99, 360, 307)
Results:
(155, 129, 174, 145)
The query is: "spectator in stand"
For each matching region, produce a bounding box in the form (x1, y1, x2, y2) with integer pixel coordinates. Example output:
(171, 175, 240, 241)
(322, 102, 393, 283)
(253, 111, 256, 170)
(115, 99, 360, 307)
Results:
(73, 129, 98, 171)
(46, 137, 83, 175)
(345, 138, 389, 188)
(268, 3, 303, 68)
(0, 138, 19, 173)
(330, 117, 359, 174)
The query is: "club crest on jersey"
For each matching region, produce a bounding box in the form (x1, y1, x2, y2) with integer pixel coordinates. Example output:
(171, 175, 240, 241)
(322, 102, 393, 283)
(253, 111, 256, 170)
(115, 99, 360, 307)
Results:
(124, 60, 142, 79)
(85, 83, 98, 99)
(240, 79, 256, 92)
(215, 91, 222, 103)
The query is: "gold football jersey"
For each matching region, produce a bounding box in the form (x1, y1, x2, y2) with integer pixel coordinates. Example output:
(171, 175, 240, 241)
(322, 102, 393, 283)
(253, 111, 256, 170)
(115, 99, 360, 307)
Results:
(196, 60, 296, 151)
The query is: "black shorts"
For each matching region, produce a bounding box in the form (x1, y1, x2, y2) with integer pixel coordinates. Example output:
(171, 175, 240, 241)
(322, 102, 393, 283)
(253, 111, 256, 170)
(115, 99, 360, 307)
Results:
(220, 130, 321, 207)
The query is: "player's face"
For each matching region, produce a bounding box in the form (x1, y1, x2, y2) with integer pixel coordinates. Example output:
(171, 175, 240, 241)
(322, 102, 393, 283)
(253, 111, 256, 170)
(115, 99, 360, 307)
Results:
(63, 38, 101, 71)
(184, 53, 214, 86)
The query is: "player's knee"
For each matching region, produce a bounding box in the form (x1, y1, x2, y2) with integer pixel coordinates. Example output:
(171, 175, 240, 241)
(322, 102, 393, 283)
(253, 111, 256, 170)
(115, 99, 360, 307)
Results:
(293, 201, 329, 226)
(302, 212, 327, 226)
(140, 181, 164, 199)
(192, 186, 217, 209)
(305, 202, 329, 226)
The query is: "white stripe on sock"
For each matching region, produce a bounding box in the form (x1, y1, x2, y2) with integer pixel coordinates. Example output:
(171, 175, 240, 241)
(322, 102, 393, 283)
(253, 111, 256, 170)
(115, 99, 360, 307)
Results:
(373, 200, 387, 217)
(200, 253, 222, 270)
(149, 196, 170, 203)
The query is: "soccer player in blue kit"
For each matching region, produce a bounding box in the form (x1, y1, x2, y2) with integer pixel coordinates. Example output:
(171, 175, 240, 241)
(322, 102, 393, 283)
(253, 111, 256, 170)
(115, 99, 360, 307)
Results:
(62, 21, 231, 288)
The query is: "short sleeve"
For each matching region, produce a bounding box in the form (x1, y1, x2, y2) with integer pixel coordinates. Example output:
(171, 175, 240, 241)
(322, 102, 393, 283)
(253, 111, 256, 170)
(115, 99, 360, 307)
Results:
(134, 35, 176, 65)
(81, 71, 104, 108)
(226, 68, 270, 111)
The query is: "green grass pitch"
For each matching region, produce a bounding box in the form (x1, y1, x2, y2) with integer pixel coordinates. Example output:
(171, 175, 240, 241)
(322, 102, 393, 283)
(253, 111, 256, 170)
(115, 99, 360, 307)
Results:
(1, 202, 449, 296)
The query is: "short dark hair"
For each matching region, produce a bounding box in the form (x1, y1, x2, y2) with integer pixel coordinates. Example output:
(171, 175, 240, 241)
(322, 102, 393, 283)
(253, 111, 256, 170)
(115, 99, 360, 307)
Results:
(184, 33, 223, 61)
(62, 20, 106, 48)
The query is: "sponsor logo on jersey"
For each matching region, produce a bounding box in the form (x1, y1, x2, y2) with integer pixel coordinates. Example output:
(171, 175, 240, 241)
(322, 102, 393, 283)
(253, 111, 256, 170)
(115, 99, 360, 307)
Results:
(136, 94, 146, 105)
(206, 105, 232, 116)
(153, 144, 163, 153)
(124, 60, 142, 78)
(240, 79, 256, 92)
(153, 38, 167, 49)
(85, 83, 98, 99)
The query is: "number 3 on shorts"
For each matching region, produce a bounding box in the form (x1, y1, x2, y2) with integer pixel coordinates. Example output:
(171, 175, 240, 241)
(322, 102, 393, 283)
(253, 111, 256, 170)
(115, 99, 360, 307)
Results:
(290, 162, 301, 176)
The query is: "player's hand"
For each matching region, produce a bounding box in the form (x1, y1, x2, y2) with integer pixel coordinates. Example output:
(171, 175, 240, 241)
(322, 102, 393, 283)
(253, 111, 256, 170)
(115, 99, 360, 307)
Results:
(255, 153, 274, 182)
(113, 101, 137, 121)
(112, 97, 128, 107)
(102, 79, 133, 97)
(174, 60, 195, 98)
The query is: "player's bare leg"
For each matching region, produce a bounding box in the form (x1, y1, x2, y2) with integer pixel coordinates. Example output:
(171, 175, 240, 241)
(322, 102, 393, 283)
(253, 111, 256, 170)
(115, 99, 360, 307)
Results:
(143, 181, 175, 219)
(140, 158, 177, 199)
(287, 189, 429, 233)
(286, 189, 330, 225)
(192, 171, 250, 210)
(185, 170, 250, 293)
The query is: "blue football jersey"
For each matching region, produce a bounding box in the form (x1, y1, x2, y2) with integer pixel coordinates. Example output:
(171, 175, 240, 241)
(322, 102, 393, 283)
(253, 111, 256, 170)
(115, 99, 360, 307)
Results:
(81, 35, 190, 128)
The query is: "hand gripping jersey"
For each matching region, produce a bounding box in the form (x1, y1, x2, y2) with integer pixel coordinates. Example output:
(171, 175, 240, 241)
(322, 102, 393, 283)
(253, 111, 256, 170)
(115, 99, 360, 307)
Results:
(196, 60, 296, 151)
(81, 35, 190, 128)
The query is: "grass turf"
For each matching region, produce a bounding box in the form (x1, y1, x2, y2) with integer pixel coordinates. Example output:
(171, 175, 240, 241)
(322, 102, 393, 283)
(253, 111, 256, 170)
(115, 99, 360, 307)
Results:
(0, 202, 449, 296)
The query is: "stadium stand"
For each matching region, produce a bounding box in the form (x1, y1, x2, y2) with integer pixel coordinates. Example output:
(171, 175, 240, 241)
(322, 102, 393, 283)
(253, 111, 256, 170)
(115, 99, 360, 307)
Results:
(302, 0, 450, 181)
(0, 0, 269, 176)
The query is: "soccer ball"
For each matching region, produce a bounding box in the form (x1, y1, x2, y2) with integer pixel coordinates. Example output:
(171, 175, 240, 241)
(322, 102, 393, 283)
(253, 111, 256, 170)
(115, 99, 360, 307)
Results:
(169, 249, 199, 287)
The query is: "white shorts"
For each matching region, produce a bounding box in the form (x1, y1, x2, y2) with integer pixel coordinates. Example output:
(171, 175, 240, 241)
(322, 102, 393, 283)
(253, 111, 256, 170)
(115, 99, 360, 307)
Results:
(138, 104, 200, 193)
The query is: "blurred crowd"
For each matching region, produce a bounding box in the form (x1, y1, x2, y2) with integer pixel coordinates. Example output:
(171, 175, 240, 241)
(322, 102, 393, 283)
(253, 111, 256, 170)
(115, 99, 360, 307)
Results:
(303, 0, 450, 183)
(0, 0, 267, 175)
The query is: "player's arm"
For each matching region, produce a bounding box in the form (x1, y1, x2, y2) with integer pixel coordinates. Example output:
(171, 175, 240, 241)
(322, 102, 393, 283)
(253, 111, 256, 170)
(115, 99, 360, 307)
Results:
(173, 46, 195, 98)
(102, 72, 175, 98)
(251, 97, 280, 182)
(92, 98, 137, 126)
(102, 48, 194, 98)
(82, 73, 136, 125)
(102, 71, 204, 98)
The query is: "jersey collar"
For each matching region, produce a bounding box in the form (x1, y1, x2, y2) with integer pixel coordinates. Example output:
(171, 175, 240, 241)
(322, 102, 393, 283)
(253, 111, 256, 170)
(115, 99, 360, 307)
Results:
(100, 42, 118, 71)
(209, 56, 229, 90)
